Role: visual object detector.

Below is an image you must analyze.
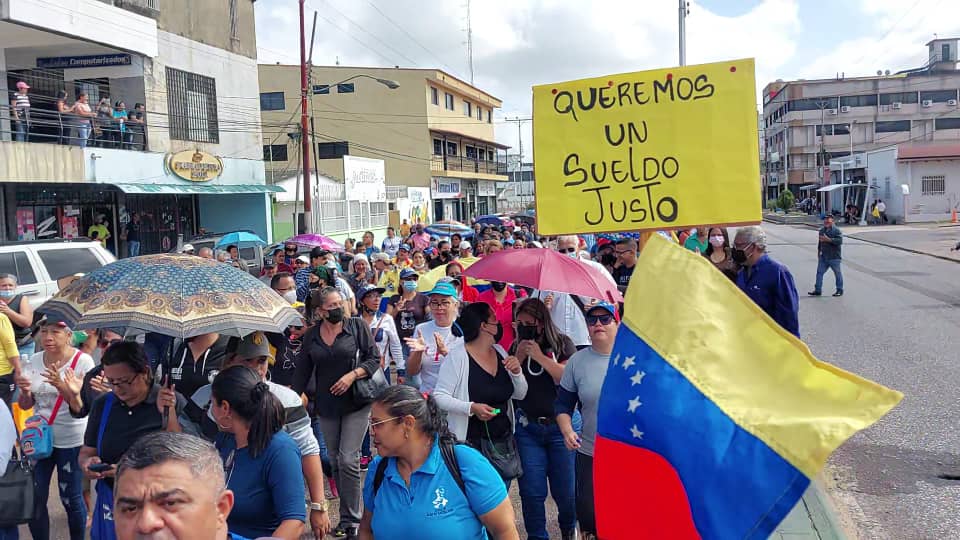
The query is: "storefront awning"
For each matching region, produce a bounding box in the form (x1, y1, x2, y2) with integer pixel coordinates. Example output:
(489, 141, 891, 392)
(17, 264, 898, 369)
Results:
(110, 183, 285, 195)
(816, 184, 864, 193)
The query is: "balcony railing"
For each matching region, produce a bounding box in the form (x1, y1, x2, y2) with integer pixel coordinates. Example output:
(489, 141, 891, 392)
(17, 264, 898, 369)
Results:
(431, 155, 508, 176)
(2, 103, 148, 151)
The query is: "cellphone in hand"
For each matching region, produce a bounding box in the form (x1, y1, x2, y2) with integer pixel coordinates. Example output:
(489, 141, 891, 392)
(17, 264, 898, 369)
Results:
(88, 463, 113, 472)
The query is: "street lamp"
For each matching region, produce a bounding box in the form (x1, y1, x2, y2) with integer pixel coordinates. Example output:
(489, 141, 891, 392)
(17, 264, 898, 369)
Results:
(299, 72, 399, 233)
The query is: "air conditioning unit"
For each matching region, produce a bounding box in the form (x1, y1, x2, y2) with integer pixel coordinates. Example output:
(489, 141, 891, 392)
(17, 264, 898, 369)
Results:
(840, 105, 851, 113)
(922, 99, 933, 108)
(892, 102, 903, 110)
(828, 108, 838, 115)
(949, 99, 959, 106)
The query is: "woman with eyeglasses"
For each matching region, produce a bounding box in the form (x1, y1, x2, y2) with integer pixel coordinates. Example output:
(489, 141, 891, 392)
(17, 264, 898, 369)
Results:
(212, 365, 306, 540)
(433, 302, 527, 485)
(77, 342, 185, 540)
(293, 287, 381, 539)
(404, 282, 464, 394)
(359, 385, 520, 540)
(554, 302, 620, 538)
(509, 298, 579, 540)
(14, 318, 94, 540)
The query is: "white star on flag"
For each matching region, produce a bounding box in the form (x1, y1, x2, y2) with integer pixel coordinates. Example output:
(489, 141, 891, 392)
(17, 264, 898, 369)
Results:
(613, 354, 620, 366)
(630, 425, 644, 439)
(630, 370, 646, 386)
(622, 356, 636, 370)
(627, 396, 642, 413)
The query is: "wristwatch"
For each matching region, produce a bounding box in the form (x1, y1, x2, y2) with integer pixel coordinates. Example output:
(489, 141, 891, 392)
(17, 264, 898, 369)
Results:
(309, 500, 328, 512)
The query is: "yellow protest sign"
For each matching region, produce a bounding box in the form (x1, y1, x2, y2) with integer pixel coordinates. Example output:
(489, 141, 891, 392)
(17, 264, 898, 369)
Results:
(532, 58, 761, 235)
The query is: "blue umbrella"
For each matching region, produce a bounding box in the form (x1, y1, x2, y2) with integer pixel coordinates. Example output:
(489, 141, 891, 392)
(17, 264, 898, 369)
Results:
(475, 215, 504, 226)
(39, 254, 301, 338)
(215, 231, 267, 249)
(425, 222, 473, 237)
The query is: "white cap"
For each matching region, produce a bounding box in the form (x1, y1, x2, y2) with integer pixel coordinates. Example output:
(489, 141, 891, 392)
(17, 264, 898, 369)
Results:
(459, 241, 472, 250)
(181, 244, 195, 253)
(296, 255, 309, 263)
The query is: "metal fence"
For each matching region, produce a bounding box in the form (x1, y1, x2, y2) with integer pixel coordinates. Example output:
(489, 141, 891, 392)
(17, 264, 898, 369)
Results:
(431, 155, 508, 175)
(1, 103, 147, 150)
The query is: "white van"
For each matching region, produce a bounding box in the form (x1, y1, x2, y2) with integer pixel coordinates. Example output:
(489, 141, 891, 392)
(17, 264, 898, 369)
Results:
(0, 239, 116, 306)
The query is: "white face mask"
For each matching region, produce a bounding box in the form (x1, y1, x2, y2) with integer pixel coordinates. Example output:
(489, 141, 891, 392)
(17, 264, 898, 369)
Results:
(282, 290, 297, 304)
(709, 236, 725, 247)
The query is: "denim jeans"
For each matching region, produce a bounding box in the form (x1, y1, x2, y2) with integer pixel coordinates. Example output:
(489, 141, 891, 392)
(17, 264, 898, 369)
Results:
(0, 526, 18, 539)
(14, 120, 28, 142)
(30, 446, 87, 540)
(75, 122, 91, 148)
(515, 410, 581, 539)
(311, 418, 333, 478)
(127, 241, 141, 257)
(814, 257, 843, 293)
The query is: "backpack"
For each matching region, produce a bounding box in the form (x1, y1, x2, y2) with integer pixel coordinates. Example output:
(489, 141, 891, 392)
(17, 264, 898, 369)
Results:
(372, 438, 467, 497)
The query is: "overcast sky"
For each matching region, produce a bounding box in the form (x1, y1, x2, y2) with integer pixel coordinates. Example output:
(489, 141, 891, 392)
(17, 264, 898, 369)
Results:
(255, 0, 960, 161)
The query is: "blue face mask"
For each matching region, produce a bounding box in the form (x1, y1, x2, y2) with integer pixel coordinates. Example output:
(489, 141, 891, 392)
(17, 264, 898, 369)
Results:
(0, 290, 14, 299)
(402, 280, 418, 292)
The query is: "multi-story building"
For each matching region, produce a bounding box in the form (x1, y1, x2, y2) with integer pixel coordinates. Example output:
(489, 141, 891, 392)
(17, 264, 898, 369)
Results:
(499, 158, 534, 213)
(762, 38, 960, 199)
(1, 0, 276, 255)
(258, 64, 509, 238)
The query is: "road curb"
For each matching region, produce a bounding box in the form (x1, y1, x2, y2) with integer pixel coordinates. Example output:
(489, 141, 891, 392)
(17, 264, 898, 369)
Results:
(804, 479, 846, 540)
(799, 223, 960, 264)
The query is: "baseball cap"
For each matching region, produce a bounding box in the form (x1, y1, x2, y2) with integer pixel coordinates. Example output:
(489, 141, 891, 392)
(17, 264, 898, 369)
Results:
(399, 243, 411, 252)
(459, 241, 472, 250)
(357, 284, 386, 301)
(424, 247, 436, 255)
(309, 247, 329, 260)
(16, 81, 29, 90)
(181, 243, 195, 253)
(227, 331, 274, 362)
(585, 301, 619, 320)
(426, 281, 458, 297)
(503, 237, 515, 245)
(38, 315, 71, 331)
(399, 268, 418, 280)
(370, 252, 391, 264)
(312, 266, 330, 281)
(296, 255, 310, 264)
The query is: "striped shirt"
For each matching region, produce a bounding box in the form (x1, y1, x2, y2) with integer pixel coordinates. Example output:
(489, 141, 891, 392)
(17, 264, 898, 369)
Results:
(12, 93, 29, 118)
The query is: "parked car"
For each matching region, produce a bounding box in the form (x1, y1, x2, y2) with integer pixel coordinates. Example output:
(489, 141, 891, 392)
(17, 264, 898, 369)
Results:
(0, 238, 116, 306)
(187, 231, 264, 276)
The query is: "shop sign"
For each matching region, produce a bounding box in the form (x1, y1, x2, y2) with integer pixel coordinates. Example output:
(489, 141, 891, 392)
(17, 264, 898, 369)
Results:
(478, 180, 497, 197)
(166, 150, 224, 182)
(432, 178, 462, 199)
(343, 156, 387, 201)
(37, 54, 132, 69)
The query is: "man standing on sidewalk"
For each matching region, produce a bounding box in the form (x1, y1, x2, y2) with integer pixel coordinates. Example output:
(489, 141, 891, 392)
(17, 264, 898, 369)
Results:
(809, 215, 844, 298)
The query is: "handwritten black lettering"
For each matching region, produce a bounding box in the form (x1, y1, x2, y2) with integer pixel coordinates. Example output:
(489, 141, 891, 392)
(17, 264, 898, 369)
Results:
(583, 187, 609, 225)
(693, 74, 715, 100)
(675, 77, 694, 100)
(577, 88, 597, 112)
(657, 197, 679, 222)
(553, 91, 578, 121)
(617, 82, 634, 106)
(603, 121, 648, 147)
(653, 78, 674, 103)
(563, 153, 586, 186)
(598, 85, 616, 109)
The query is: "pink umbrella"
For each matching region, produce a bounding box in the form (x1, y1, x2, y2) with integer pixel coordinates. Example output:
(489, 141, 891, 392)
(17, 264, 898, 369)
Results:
(286, 233, 343, 252)
(463, 248, 623, 303)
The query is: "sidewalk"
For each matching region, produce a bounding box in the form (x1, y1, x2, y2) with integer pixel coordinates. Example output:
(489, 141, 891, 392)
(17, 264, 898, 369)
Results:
(773, 483, 846, 540)
(820, 223, 960, 263)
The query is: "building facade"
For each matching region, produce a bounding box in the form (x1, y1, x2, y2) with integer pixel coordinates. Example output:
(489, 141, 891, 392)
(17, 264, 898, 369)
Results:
(258, 64, 509, 236)
(1, 0, 276, 255)
(762, 38, 960, 199)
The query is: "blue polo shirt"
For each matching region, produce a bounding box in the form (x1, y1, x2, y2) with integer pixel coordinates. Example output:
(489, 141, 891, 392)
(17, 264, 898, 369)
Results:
(363, 440, 507, 540)
(735, 254, 800, 337)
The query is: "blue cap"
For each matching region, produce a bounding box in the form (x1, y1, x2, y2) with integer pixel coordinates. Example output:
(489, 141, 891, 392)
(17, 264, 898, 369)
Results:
(426, 282, 458, 298)
(357, 284, 386, 301)
(399, 243, 411, 252)
(399, 268, 418, 280)
(586, 301, 618, 319)
(503, 237, 515, 245)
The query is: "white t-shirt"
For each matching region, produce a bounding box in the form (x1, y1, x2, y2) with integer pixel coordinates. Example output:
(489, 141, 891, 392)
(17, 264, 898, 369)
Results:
(413, 320, 463, 394)
(24, 350, 94, 448)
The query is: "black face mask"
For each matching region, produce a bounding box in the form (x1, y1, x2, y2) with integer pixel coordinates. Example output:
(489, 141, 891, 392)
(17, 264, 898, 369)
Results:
(490, 281, 507, 292)
(600, 253, 617, 267)
(324, 307, 345, 324)
(487, 321, 503, 343)
(516, 324, 540, 341)
(309, 282, 320, 290)
(440, 250, 451, 258)
(731, 248, 749, 264)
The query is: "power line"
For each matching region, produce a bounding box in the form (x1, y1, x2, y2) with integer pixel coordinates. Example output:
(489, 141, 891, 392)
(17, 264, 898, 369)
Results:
(315, 0, 419, 66)
(365, 0, 460, 76)
(309, 7, 400, 66)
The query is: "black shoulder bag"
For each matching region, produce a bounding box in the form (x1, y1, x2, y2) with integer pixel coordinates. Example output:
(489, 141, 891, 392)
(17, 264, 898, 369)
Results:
(0, 442, 35, 526)
(348, 317, 390, 405)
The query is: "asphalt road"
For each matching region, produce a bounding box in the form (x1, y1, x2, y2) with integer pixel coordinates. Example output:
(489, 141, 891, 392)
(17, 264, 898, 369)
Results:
(760, 223, 960, 539)
(31, 222, 960, 539)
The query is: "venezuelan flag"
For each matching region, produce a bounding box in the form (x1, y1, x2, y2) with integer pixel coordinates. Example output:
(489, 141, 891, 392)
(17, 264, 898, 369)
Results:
(594, 235, 902, 539)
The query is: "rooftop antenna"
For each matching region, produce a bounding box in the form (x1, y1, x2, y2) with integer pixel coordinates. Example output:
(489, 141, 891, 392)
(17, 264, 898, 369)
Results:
(335, 55, 340, 66)
(465, 0, 474, 84)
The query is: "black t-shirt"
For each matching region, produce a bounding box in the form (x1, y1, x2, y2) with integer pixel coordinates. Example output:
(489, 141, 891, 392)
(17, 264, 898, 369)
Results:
(513, 336, 576, 419)
(83, 385, 187, 488)
(466, 352, 513, 443)
(126, 221, 140, 242)
(388, 293, 430, 340)
(292, 318, 380, 417)
(612, 264, 635, 289)
(266, 330, 302, 388)
(162, 335, 230, 399)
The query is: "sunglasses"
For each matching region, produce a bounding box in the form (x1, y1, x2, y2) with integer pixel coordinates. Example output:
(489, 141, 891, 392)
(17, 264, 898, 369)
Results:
(558, 247, 576, 254)
(585, 314, 616, 326)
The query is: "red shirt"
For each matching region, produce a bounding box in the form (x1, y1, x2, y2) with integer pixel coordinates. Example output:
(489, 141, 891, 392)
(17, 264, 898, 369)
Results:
(477, 287, 526, 350)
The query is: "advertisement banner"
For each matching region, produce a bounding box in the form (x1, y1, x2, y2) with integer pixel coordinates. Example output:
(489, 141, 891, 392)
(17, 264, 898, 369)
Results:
(343, 156, 387, 201)
(407, 187, 432, 224)
(532, 58, 761, 235)
(431, 177, 462, 199)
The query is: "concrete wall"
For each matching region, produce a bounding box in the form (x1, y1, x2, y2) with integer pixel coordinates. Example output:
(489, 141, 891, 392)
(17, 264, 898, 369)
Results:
(865, 148, 902, 220)
(157, 0, 256, 59)
(259, 65, 434, 188)
(426, 73, 500, 142)
(198, 193, 271, 242)
(145, 30, 263, 161)
(900, 158, 960, 222)
(82, 147, 264, 185)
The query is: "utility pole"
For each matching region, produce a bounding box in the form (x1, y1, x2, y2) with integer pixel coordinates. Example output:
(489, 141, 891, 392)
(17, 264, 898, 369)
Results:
(816, 99, 832, 185)
(307, 11, 320, 234)
(298, 0, 312, 232)
(503, 117, 530, 210)
(678, 0, 689, 66)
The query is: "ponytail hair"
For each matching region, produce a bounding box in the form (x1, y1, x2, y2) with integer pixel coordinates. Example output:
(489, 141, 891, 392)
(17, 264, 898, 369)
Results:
(374, 385, 454, 443)
(212, 366, 283, 458)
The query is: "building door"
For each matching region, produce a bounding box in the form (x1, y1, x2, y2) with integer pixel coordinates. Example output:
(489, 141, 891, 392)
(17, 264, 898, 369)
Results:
(434, 200, 444, 222)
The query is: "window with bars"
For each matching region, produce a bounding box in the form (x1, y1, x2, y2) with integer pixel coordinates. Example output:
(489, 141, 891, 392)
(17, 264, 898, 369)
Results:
(317, 141, 349, 159)
(921, 175, 945, 196)
(166, 67, 219, 143)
